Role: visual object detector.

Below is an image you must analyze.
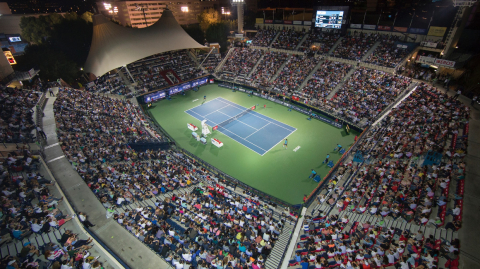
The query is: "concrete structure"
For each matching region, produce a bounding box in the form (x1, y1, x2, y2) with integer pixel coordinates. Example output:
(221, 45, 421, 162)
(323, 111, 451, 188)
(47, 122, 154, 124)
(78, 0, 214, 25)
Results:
(0, 49, 13, 81)
(96, 0, 216, 28)
(232, 0, 245, 33)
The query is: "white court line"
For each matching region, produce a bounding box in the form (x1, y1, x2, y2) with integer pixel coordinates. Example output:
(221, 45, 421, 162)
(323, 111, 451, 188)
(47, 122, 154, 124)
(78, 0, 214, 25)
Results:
(44, 142, 59, 149)
(216, 110, 259, 131)
(261, 129, 297, 156)
(216, 97, 297, 132)
(183, 97, 223, 114)
(244, 123, 270, 139)
(47, 155, 65, 163)
(202, 104, 232, 118)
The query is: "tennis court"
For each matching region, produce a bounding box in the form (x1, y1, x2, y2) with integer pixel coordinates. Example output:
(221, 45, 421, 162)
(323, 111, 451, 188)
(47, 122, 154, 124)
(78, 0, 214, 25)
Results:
(185, 97, 296, 155)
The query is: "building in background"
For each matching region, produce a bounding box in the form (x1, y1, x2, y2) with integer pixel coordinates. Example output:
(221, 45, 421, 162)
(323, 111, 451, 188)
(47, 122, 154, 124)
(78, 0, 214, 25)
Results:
(96, 0, 217, 28)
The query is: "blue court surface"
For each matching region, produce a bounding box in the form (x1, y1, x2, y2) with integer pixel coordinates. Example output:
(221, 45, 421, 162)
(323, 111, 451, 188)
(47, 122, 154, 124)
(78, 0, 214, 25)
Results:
(185, 97, 296, 155)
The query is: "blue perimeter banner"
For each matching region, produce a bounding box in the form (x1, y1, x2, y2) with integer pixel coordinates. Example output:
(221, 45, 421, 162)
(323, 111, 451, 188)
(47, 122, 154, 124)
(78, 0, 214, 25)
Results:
(144, 77, 208, 103)
(219, 84, 343, 129)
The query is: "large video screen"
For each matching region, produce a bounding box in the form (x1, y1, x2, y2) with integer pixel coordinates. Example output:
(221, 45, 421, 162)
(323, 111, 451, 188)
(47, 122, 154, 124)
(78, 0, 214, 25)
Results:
(315, 10, 344, 29)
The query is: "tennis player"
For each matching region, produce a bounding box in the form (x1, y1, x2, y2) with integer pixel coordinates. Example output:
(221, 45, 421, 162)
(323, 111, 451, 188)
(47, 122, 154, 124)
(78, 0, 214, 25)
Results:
(202, 95, 206, 104)
(283, 139, 288, 149)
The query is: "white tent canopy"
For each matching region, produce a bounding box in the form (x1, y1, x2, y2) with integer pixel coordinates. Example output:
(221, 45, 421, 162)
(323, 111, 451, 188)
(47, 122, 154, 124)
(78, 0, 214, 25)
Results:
(84, 8, 207, 77)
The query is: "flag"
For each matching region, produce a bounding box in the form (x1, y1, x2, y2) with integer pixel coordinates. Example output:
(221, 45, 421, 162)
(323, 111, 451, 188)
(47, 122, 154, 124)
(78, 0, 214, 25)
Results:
(213, 125, 218, 131)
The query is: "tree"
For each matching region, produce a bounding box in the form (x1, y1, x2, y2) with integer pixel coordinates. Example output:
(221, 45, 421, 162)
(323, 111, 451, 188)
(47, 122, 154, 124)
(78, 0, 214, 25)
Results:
(182, 24, 205, 44)
(49, 17, 93, 65)
(198, 8, 220, 32)
(206, 22, 229, 53)
(222, 19, 238, 32)
(20, 16, 50, 44)
(22, 44, 80, 84)
(81, 11, 94, 23)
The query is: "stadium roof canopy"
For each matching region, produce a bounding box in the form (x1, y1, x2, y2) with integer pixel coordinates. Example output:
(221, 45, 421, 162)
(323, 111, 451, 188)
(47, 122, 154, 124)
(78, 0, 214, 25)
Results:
(84, 8, 207, 77)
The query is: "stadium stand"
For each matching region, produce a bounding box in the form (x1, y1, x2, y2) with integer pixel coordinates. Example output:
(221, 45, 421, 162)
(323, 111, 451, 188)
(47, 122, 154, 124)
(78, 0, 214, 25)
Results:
(0, 144, 111, 269)
(0, 87, 41, 143)
(220, 48, 262, 83)
(364, 35, 411, 68)
(298, 30, 341, 54)
(321, 67, 413, 125)
(271, 29, 306, 51)
(293, 82, 468, 269)
(251, 29, 278, 47)
(198, 53, 222, 73)
(332, 32, 379, 61)
(298, 60, 352, 102)
(271, 55, 319, 94)
(250, 51, 290, 88)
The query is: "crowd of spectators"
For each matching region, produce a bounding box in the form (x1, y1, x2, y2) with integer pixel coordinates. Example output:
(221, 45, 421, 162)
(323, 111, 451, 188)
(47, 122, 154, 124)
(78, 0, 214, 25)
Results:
(113, 170, 286, 269)
(51, 87, 292, 269)
(221, 48, 262, 80)
(332, 32, 379, 61)
(0, 87, 41, 143)
(298, 30, 341, 55)
(251, 29, 277, 47)
(270, 29, 306, 51)
(271, 55, 319, 93)
(250, 51, 289, 88)
(198, 53, 222, 73)
(86, 73, 135, 97)
(292, 213, 460, 269)
(364, 35, 410, 68)
(0, 145, 107, 269)
(318, 67, 412, 125)
(54, 89, 162, 168)
(298, 61, 352, 102)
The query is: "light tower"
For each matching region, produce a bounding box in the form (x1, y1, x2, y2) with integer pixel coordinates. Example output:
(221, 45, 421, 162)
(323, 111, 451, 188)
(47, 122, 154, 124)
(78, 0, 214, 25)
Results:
(231, 0, 245, 34)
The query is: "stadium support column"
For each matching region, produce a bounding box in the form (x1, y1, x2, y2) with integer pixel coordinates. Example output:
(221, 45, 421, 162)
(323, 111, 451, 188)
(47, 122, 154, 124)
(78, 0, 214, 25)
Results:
(232, 0, 245, 34)
(124, 65, 135, 83)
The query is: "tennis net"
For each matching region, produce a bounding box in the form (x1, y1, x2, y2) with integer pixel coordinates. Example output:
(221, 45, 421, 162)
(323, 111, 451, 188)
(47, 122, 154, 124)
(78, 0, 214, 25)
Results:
(216, 108, 252, 129)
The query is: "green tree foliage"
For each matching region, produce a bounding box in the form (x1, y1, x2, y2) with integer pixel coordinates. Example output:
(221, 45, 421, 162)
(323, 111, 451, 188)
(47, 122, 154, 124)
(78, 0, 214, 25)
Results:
(206, 22, 229, 53)
(81, 11, 94, 23)
(20, 16, 50, 44)
(182, 24, 205, 44)
(198, 8, 220, 32)
(49, 17, 93, 66)
(19, 12, 93, 84)
(22, 45, 80, 83)
(222, 19, 238, 32)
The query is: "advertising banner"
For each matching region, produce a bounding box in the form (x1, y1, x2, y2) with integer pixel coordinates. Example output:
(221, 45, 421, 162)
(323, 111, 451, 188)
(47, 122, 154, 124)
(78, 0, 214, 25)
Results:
(293, 21, 303, 25)
(378, 25, 392, 31)
(255, 18, 264, 24)
(409, 28, 427, 34)
(363, 24, 376, 30)
(264, 20, 273, 24)
(397, 44, 408, 49)
(350, 24, 362, 29)
(417, 56, 436, 64)
(434, 59, 455, 68)
(304, 21, 312, 26)
(393, 27, 408, 33)
(284, 20, 292, 24)
(427, 26, 447, 37)
(274, 20, 284, 24)
(422, 41, 438, 48)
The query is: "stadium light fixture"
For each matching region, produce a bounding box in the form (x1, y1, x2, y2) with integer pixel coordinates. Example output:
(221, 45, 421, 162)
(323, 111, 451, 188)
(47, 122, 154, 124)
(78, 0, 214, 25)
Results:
(103, 3, 112, 10)
(181, 6, 188, 12)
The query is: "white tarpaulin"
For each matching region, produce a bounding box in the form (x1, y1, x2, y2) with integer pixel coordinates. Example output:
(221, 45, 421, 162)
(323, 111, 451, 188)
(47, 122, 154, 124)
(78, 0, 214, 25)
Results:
(84, 8, 207, 77)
